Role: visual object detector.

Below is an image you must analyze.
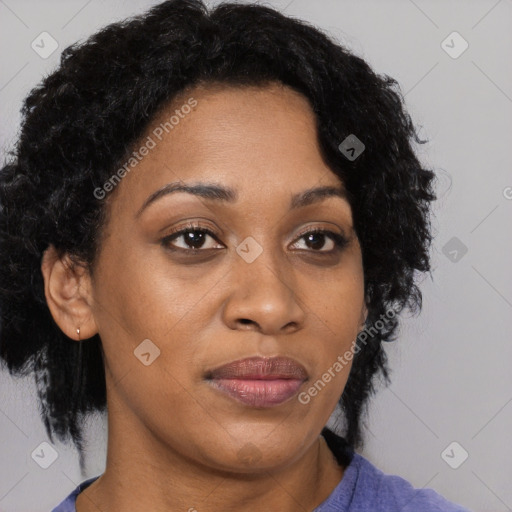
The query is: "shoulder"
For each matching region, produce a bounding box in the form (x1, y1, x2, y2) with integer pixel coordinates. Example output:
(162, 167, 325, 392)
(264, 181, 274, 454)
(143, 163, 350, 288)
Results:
(50, 475, 101, 512)
(348, 453, 471, 512)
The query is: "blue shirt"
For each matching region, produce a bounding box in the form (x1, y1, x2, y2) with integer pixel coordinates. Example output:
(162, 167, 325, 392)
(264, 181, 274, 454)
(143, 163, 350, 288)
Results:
(51, 430, 471, 511)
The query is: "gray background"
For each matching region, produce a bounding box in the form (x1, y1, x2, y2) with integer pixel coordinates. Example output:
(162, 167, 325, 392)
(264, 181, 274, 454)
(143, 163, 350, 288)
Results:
(1, 1, 511, 511)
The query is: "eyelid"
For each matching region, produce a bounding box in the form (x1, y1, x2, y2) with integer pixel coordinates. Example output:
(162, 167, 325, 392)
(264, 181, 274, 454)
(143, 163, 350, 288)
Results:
(161, 222, 349, 254)
(293, 224, 343, 240)
(290, 226, 349, 251)
(162, 222, 224, 248)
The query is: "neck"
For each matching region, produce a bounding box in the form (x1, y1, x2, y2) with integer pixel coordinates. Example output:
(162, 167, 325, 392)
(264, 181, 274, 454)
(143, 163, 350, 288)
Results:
(76, 387, 345, 512)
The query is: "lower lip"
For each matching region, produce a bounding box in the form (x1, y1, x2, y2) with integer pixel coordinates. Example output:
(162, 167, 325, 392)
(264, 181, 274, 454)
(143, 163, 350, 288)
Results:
(208, 378, 305, 407)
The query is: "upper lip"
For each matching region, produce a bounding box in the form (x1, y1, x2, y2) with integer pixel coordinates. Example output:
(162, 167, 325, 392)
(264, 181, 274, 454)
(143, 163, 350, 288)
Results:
(206, 356, 308, 380)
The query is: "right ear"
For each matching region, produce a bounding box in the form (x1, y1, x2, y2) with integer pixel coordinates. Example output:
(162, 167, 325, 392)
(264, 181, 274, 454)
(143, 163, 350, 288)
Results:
(40, 245, 98, 340)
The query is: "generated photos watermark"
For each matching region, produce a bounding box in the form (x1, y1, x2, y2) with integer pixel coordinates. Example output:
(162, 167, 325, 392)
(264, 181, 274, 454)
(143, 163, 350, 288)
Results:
(93, 97, 198, 200)
(298, 303, 401, 405)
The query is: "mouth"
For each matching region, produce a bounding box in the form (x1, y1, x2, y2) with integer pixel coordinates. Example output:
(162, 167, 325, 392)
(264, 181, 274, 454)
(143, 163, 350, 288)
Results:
(205, 356, 308, 408)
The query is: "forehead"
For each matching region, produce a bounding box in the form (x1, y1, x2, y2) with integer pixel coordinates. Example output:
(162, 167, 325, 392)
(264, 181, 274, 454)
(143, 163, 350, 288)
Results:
(147, 82, 320, 165)
(108, 82, 344, 214)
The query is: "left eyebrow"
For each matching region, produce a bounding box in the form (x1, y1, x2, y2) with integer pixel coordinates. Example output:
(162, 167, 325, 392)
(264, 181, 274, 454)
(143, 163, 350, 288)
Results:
(289, 185, 348, 210)
(135, 181, 348, 218)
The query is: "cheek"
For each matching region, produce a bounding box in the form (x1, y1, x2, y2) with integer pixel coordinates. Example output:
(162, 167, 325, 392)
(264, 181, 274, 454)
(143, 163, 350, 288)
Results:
(298, 295, 360, 417)
(92, 240, 217, 340)
(90, 253, 219, 425)
(310, 265, 365, 341)
(304, 265, 364, 392)
(105, 354, 208, 453)
(91, 261, 203, 421)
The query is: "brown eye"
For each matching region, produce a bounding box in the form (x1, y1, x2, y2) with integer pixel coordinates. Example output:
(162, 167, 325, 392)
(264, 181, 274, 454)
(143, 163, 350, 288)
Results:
(292, 229, 348, 253)
(162, 226, 224, 252)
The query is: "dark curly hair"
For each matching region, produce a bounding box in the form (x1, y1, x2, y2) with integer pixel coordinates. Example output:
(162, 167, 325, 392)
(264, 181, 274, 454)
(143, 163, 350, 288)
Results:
(0, 0, 436, 473)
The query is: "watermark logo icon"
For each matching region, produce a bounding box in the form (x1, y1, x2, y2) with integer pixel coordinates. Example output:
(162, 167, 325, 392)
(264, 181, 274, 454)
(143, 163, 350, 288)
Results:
(134, 339, 161, 366)
(441, 441, 469, 469)
(237, 442, 262, 465)
(236, 236, 263, 263)
(31, 441, 59, 469)
(31, 32, 59, 59)
(442, 236, 468, 263)
(338, 134, 365, 161)
(441, 31, 468, 59)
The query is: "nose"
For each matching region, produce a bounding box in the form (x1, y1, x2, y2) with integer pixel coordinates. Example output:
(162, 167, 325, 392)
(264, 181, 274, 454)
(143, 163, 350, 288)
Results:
(221, 248, 306, 335)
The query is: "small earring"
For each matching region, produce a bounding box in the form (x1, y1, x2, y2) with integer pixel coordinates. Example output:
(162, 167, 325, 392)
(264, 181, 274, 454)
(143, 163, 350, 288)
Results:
(76, 327, 80, 340)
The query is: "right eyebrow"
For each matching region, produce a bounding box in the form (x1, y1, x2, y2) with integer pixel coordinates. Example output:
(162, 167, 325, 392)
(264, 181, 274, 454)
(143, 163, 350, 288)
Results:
(135, 181, 237, 218)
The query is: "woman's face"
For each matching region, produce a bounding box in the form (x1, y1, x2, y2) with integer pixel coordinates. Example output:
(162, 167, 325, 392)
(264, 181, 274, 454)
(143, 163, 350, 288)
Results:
(87, 82, 366, 472)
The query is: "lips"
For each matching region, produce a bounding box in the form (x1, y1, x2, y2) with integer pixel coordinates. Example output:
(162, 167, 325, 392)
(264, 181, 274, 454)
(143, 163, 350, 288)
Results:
(205, 356, 308, 408)
(206, 356, 308, 380)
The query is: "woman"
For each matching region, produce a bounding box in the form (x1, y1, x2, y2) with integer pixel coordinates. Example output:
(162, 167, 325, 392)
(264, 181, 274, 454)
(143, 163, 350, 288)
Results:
(0, 0, 471, 510)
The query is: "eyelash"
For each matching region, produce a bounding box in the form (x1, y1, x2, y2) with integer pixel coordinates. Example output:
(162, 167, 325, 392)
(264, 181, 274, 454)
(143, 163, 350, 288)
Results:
(161, 223, 349, 255)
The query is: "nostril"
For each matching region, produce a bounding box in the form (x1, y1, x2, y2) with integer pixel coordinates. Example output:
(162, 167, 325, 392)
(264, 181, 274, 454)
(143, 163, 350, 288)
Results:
(238, 318, 260, 330)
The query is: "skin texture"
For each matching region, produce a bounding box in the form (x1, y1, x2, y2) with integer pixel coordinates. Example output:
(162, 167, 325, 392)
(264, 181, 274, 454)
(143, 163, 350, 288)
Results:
(41, 82, 367, 512)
